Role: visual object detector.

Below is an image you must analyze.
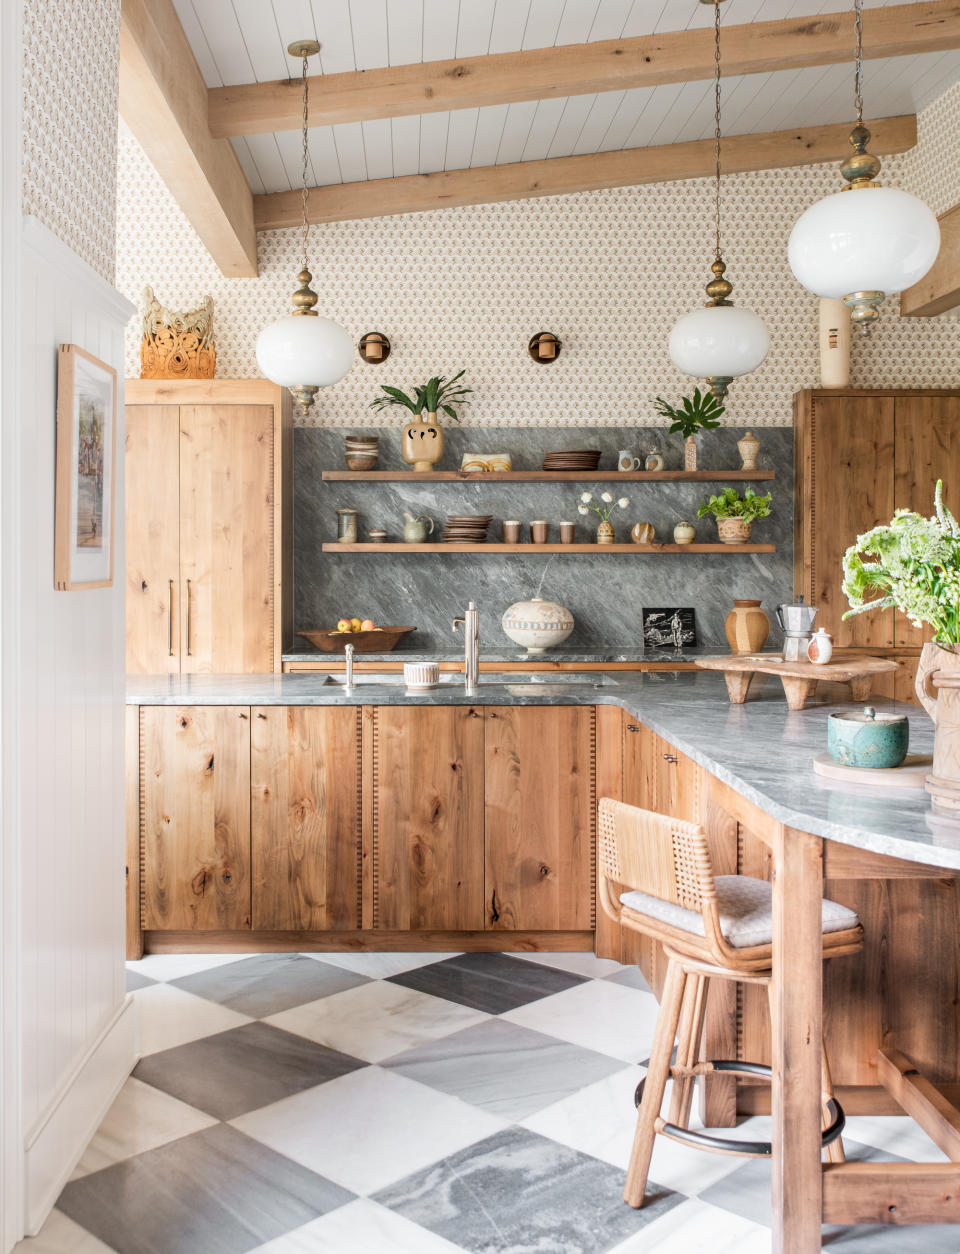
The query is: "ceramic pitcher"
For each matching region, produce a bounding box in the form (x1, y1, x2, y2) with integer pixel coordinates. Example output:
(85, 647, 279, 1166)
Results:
(402, 511, 434, 543)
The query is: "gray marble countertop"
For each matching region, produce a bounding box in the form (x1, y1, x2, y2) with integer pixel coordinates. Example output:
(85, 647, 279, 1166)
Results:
(127, 669, 957, 871)
(281, 645, 767, 664)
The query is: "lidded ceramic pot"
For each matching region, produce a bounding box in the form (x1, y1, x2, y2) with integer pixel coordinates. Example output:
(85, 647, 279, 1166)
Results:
(725, 600, 770, 654)
(501, 597, 574, 654)
(673, 520, 696, 545)
(827, 707, 909, 769)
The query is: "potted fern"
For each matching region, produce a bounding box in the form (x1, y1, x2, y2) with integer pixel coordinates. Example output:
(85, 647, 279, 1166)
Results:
(697, 486, 772, 543)
(369, 371, 472, 472)
(653, 388, 725, 470)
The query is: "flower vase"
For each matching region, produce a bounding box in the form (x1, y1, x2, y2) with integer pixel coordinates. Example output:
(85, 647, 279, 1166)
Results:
(916, 643, 960, 815)
(596, 520, 615, 544)
(737, 431, 761, 471)
(402, 412, 444, 472)
(684, 436, 697, 471)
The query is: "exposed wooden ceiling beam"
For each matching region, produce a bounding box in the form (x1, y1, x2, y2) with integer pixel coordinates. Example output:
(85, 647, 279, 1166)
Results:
(900, 201, 960, 316)
(119, 0, 258, 277)
(210, 2, 960, 138)
(253, 114, 916, 230)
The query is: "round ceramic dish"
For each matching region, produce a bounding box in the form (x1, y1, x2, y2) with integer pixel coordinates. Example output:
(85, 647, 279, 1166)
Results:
(827, 706, 909, 768)
(404, 662, 440, 689)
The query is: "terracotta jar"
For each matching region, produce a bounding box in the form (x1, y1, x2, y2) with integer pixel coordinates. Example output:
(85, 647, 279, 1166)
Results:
(725, 600, 770, 654)
(402, 412, 444, 472)
(717, 517, 752, 543)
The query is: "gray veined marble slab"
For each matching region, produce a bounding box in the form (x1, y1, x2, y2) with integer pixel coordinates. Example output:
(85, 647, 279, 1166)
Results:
(126, 669, 959, 870)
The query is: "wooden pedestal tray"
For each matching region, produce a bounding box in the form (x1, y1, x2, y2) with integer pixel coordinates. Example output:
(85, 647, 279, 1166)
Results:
(695, 654, 900, 711)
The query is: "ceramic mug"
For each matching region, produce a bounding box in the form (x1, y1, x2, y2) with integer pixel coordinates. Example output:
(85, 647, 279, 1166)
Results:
(503, 520, 521, 543)
(531, 520, 549, 544)
(618, 450, 642, 472)
(559, 521, 575, 544)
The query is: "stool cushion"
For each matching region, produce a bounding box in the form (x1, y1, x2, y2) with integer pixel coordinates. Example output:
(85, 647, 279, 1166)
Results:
(619, 875, 859, 949)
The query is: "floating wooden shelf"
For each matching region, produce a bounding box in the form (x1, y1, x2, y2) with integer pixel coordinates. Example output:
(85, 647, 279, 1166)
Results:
(321, 469, 775, 482)
(322, 542, 776, 554)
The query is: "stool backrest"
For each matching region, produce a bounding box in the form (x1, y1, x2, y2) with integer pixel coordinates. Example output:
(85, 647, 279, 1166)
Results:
(598, 797, 717, 911)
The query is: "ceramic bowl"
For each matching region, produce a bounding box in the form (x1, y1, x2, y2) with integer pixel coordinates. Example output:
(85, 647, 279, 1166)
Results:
(404, 662, 440, 689)
(501, 597, 574, 654)
(827, 706, 909, 768)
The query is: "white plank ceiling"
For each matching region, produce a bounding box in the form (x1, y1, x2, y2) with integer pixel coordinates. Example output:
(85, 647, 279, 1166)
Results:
(173, 0, 960, 194)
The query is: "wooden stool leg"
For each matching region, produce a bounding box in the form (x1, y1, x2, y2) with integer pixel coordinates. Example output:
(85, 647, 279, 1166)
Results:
(821, 1040, 845, 1164)
(668, 973, 708, 1129)
(624, 958, 687, 1208)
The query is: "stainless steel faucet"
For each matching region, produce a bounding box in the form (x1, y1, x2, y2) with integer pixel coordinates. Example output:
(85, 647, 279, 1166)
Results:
(452, 601, 480, 695)
(343, 643, 355, 694)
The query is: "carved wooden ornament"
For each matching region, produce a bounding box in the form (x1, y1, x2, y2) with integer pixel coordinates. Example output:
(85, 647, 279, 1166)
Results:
(139, 286, 216, 379)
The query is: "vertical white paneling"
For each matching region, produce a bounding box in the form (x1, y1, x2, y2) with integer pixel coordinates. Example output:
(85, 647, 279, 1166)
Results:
(495, 101, 539, 165)
(18, 218, 133, 1235)
(386, 0, 424, 64)
(519, 98, 567, 161)
(445, 107, 481, 169)
(308, 126, 345, 186)
(244, 133, 293, 194)
(351, 0, 390, 68)
(586, 0, 634, 41)
(546, 93, 598, 157)
(333, 122, 370, 183)
(470, 104, 510, 166)
(456, 0, 496, 57)
(362, 118, 395, 180)
(231, 0, 289, 83)
(189, 0, 255, 85)
(419, 111, 450, 173)
(313, 0, 356, 73)
(555, 0, 602, 46)
(489, 0, 532, 54)
(571, 90, 626, 154)
(421, 0, 460, 61)
(391, 114, 422, 176)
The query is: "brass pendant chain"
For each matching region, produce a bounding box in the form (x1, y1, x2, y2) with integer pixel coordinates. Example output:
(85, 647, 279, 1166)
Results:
(300, 51, 311, 271)
(713, 0, 722, 264)
(853, 0, 864, 126)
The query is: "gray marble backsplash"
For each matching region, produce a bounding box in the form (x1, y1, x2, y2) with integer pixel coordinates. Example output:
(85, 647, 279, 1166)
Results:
(294, 425, 794, 649)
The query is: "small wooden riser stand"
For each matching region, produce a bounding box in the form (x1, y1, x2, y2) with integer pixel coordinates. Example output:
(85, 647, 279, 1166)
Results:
(720, 671, 876, 711)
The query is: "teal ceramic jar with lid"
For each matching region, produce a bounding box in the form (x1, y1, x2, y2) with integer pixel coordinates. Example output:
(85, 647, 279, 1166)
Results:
(827, 707, 909, 768)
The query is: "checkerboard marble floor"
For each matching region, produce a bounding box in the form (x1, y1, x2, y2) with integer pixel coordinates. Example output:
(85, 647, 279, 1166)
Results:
(16, 950, 957, 1254)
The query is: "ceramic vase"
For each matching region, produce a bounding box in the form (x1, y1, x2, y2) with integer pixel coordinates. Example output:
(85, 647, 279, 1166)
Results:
(402, 412, 444, 472)
(501, 597, 574, 654)
(717, 517, 752, 544)
(819, 297, 851, 388)
(597, 520, 615, 544)
(631, 521, 656, 544)
(724, 600, 770, 654)
(673, 521, 696, 544)
(684, 436, 697, 471)
(737, 431, 761, 471)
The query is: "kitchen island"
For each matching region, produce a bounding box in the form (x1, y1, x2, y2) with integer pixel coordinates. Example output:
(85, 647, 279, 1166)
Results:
(127, 670, 960, 1251)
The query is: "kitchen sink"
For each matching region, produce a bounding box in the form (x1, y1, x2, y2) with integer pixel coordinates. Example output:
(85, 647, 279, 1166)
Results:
(320, 672, 618, 688)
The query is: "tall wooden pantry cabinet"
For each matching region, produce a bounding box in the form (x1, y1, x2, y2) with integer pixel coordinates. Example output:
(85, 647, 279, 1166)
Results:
(794, 389, 960, 702)
(125, 379, 293, 673)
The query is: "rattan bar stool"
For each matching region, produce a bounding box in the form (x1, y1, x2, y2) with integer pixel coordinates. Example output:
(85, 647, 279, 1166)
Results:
(598, 797, 864, 1209)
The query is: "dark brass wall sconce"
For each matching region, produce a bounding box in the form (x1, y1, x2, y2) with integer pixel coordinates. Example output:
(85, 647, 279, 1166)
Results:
(528, 331, 561, 363)
(358, 331, 391, 364)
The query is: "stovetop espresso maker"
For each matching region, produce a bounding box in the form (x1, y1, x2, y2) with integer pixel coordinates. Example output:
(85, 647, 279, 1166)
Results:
(775, 596, 818, 662)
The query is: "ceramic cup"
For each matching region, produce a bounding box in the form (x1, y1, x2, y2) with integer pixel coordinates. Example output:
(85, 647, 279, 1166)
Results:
(368, 528, 387, 543)
(530, 520, 549, 544)
(503, 520, 521, 543)
(404, 662, 440, 690)
(559, 521, 575, 544)
(618, 450, 642, 472)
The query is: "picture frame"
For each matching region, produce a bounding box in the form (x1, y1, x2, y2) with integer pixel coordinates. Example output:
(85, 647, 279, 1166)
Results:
(54, 344, 117, 590)
(642, 607, 697, 651)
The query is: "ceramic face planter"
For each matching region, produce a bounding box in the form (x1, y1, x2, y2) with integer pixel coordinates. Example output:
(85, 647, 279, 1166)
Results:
(501, 597, 574, 653)
(402, 413, 444, 472)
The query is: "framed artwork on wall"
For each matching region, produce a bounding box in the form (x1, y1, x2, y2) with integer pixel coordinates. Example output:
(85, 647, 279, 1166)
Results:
(642, 607, 697, 651)
(54, 344, 117, 590)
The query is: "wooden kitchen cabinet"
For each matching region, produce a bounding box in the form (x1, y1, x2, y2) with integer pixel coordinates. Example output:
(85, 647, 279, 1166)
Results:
(369, 706, 486, 930)
(140, 705, 252, 931)
(126, 380, 293, 674)
(251, 706, 363, 931)
(484, 705, 596, 931)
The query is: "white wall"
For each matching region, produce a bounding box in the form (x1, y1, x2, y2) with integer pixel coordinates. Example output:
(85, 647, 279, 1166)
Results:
(13, 219, 135, 1240)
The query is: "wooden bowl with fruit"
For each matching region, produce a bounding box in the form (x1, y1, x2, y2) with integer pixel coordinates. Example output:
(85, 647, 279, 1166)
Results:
(297, 619, 418, 653)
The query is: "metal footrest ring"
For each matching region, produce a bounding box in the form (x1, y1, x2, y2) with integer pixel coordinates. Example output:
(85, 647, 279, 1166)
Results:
(633, 1060, 845, 1159)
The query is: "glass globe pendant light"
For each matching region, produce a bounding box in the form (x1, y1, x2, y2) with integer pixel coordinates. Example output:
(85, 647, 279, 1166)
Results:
(788, 0, 940, 333)
(669, 0, 770, 401)
(256, 40, 354, 408)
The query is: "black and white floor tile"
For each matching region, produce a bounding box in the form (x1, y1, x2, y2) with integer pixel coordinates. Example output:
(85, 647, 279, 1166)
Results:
(15, 950, 955, 1254)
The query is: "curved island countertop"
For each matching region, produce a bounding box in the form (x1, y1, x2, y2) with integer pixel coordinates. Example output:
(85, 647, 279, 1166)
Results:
(127, 669, 955, 871)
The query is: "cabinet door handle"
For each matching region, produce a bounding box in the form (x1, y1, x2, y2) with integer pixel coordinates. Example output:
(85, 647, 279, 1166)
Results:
(662, 753, 678, 764)
(185, 579, 192, 656)
(168, 580, 175, 656)
(626, 723, 640, 733)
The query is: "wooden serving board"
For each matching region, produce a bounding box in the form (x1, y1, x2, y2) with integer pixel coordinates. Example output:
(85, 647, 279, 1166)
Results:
(695, 653, 899, 710)
(813, 752, 931, 790)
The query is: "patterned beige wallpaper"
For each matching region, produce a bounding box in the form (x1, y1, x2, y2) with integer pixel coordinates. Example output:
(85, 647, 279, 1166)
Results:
(22, 0, 121, 283)
(116, 80, 960, 429)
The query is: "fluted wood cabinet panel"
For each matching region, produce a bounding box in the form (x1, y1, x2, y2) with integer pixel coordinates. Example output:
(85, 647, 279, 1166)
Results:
(371, 706, 485, 930)
(126, 406, 180, 673)
(251, 706, 362, 930)
(179, 405, 274, 673)
(484, 706, 596, 931)
(794, 391, 896, 648)
(140, 706, 251, 930)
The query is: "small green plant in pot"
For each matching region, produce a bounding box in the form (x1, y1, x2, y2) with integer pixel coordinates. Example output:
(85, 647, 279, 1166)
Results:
(653, 388, 725, 471)
(369, 371, 472, 471)
(697, 486, 772, 543)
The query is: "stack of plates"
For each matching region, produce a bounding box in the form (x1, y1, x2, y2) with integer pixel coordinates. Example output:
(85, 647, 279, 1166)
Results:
(345, 435, 379, 471)
(542, 448, 602, 471)
(441, 514, 492, 543)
